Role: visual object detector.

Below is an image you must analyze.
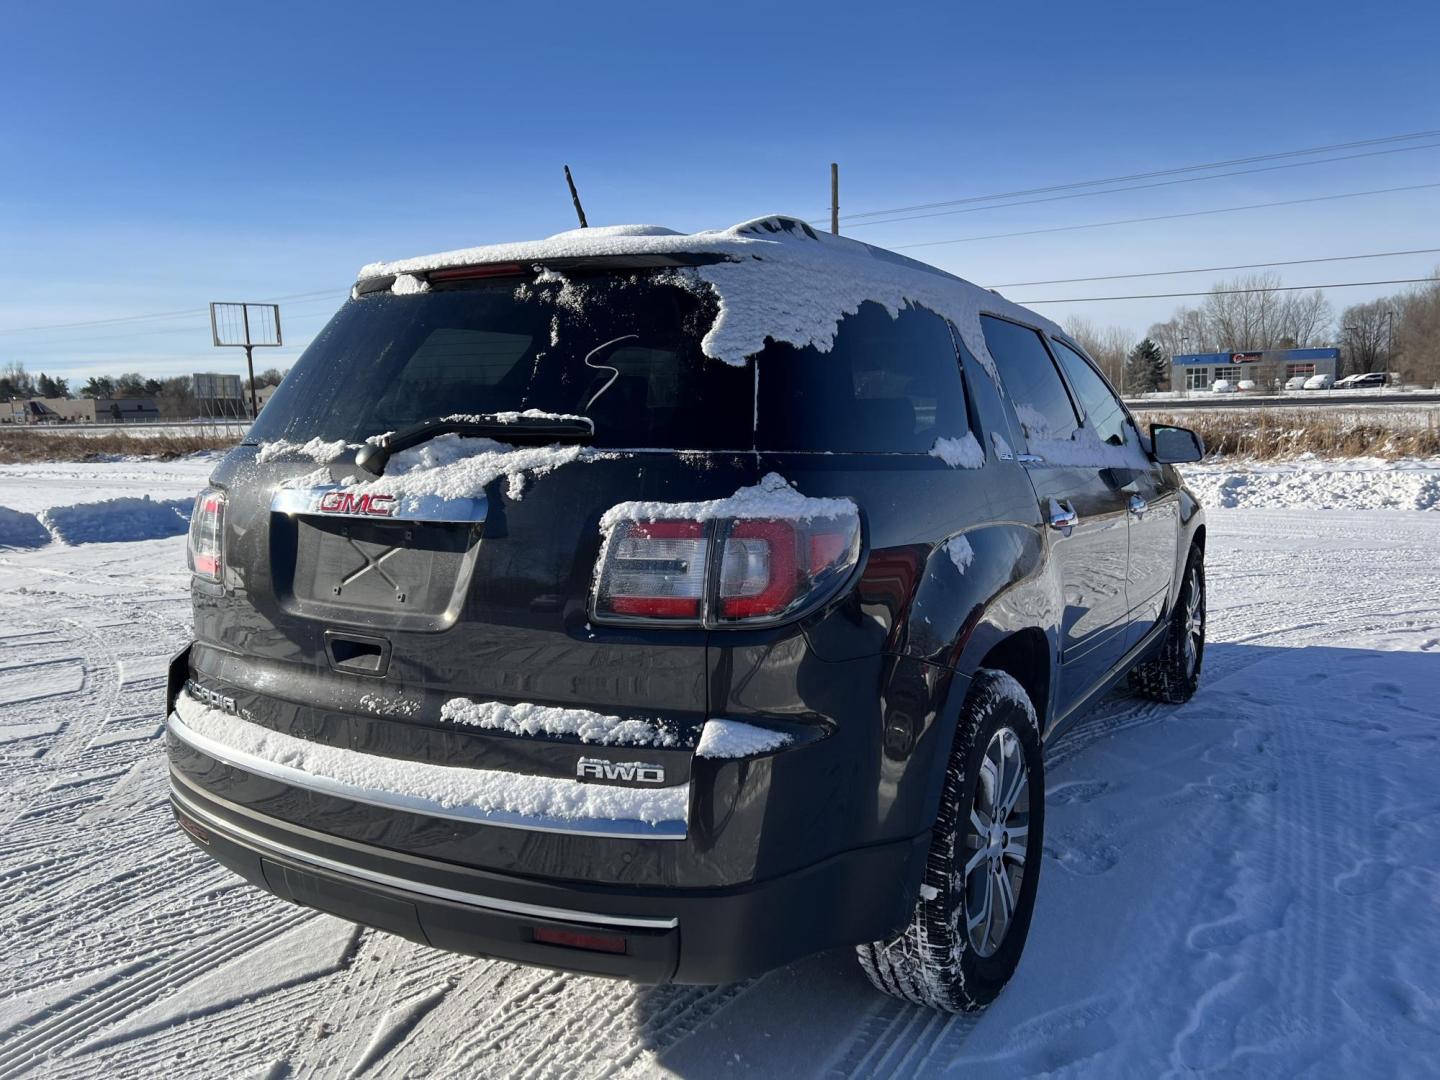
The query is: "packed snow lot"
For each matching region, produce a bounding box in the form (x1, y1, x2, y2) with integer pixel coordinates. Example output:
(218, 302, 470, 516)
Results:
(0, 458, 1437, 1078)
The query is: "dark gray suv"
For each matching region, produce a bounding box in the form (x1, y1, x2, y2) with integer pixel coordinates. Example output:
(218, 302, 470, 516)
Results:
(166, 216, 1206, 1012)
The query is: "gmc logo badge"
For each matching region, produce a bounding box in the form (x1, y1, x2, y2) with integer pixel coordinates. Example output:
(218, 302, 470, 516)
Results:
(318, 492, 397, 517)
(576, 757, 666, 785)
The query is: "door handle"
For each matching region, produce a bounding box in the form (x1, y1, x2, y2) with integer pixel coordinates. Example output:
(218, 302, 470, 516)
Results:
(1047, 499, 1078, 536)
(1128, 494, 1147, 516)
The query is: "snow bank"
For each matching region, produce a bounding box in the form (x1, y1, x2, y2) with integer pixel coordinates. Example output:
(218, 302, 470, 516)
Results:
(1182, 456, 1440, 511)
(39, 496, 191, 545)
(357, 215, 1063, 383)
(0, 506, 50, 549)
(929, 433, 984, 469)
(441, 698, 679, 748)
(694, 719, 792, 758)
(172, 691, 688, 828)
(600, 472, 855, 530)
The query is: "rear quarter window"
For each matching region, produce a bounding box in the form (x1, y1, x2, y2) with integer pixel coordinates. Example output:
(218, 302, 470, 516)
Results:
(755, 302, 967, 453)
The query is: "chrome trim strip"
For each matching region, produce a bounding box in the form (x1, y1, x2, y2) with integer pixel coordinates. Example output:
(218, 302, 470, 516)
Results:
(169, 780, 679, 931)
(270, 485, 488, 525)
(166, 711, 688, 841)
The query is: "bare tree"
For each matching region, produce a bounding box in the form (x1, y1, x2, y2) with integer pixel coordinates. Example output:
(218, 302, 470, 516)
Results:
(1393, 273, 1440, 386)
(1275, 289, 1332, 348)
(1062, 315, 1132, 387)
(1338, 299, 1393, 375)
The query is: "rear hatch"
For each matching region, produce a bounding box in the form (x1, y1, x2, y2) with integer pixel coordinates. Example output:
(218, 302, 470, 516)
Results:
(193, 267, 760, 779)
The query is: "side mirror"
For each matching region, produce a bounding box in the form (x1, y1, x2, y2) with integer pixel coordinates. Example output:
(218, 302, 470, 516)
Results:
(1150, 423, 1205, 464)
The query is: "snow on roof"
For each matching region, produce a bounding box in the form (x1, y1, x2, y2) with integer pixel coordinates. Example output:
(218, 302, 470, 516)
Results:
(356, 215, 1062, 382)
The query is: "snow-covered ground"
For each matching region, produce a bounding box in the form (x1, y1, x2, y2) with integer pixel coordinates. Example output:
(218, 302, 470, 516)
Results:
(1, 459, 1437, 1078)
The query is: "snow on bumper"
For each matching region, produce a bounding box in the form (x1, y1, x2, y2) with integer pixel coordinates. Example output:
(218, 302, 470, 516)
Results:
(167, 690, 690, 840)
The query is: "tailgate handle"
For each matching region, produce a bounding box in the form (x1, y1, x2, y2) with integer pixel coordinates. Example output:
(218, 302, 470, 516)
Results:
(325, 631, 391, 677)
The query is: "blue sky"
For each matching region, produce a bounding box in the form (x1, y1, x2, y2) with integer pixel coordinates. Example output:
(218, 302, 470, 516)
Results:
(2, 0, 1438, 383)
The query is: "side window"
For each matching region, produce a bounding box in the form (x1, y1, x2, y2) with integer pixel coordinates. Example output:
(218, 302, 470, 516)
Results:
(1049, 339, 1130, 446)
(757, 302, 967, 452)
(979, 315, 1079, 442)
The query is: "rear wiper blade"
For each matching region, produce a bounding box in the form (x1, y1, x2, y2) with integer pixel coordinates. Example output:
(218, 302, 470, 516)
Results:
(354, 413, 593, 477)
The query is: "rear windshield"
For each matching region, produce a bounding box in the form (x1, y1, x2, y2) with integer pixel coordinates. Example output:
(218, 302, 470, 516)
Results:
(250, 272, 967, 453)
(248, 271, 755, 451)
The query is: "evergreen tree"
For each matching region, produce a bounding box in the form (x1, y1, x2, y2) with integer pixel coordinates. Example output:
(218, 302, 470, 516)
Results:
(81, 375, 115, 398)
(1125, 338, 1167, 394)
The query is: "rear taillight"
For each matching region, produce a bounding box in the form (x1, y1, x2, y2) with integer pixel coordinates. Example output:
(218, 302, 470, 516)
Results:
(593, 509, 860, 628)
(187, 489, 226, 582)
(599, 520, 709, 619)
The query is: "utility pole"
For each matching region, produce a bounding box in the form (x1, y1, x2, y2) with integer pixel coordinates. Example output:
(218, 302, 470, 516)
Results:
(830, 163, 840, 235)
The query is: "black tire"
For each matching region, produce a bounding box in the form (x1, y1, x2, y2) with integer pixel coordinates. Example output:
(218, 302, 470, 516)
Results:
(857, 668, 1045, 1012)
(1129, 544, 1206, 704)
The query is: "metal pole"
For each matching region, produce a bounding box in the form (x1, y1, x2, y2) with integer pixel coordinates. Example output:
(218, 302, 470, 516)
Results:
(240, 304, 258, 419)
(830, 163, 840, 235)
(245, 346, 258, 419)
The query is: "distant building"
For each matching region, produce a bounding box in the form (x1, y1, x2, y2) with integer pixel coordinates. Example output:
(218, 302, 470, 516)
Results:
(2, 397, 160, 424)
(1168, 347, 1340, 392)
(255, 383, 280, 410)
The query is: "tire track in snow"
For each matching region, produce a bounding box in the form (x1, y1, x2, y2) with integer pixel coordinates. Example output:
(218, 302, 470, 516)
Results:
(0, 910, 312, 1078)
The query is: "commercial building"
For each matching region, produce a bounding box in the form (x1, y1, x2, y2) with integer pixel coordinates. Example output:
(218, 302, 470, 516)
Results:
(1168, 347, 1340, 392)
(2, 397, 160, 423)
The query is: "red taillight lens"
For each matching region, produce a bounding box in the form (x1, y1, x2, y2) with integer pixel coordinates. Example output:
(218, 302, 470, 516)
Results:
(593, 511, 860, 627)
(532, 926, 627, 954)
(594, 520, 709, 621)
(718, 519, 798, 618)
(187, 489, 226, 582)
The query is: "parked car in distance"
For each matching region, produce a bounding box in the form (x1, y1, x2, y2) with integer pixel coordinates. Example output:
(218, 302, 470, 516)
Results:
(164, 215, 1208, 1015)
(1285, 375, 1309, 390)
(1236, 379, 1257, 392)
(1303, 373, 1334, 390)
(1211, 379, 1236, 393)
(1335, 372, 1388, 390)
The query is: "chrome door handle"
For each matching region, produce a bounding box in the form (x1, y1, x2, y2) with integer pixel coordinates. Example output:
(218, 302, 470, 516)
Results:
(1047, 499, 1078, 536)
(1128, 494, 1147, 516)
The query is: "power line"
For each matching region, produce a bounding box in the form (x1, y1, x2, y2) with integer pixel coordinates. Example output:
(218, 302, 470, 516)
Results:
(0, 289, 346, 334)
(988, 247, 1440, 289)
(1017, 277, 1440, 306)
(897, 181, 1440, 250)
(838, 142, 1440, 229)
(831, 128, 1440, 223)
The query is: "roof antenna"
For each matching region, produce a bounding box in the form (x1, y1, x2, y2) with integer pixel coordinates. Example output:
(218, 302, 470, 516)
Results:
(564, 165, 589, 228)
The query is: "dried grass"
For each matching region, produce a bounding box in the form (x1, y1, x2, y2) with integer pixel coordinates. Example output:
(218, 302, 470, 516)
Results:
(0, 428, 241, 463)
(1136, 409, 1440, 461)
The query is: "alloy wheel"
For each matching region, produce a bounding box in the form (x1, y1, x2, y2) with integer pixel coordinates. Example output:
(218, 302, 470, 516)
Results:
(959, 726, 1030, 958)
(1183, 565, 1205, 678)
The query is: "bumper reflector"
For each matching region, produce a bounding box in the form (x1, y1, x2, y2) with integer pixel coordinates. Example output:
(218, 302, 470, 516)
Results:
(533, 926, 628, 954)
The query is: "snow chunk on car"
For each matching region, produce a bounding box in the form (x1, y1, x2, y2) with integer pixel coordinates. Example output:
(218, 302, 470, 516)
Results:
(335, 434, 603, 503)
(256, 438, 350, 465)
(441, 698, 678, 748)
(695, 719, 793, 759)
(172, 691, 687, 828)
(356, 215, 1063, 386)
(600, 472, 855, 531)
(929, 433, 984, 469)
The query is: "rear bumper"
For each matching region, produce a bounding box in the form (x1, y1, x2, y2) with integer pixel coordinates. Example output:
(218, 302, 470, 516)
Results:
(170, 770, 928, 984)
